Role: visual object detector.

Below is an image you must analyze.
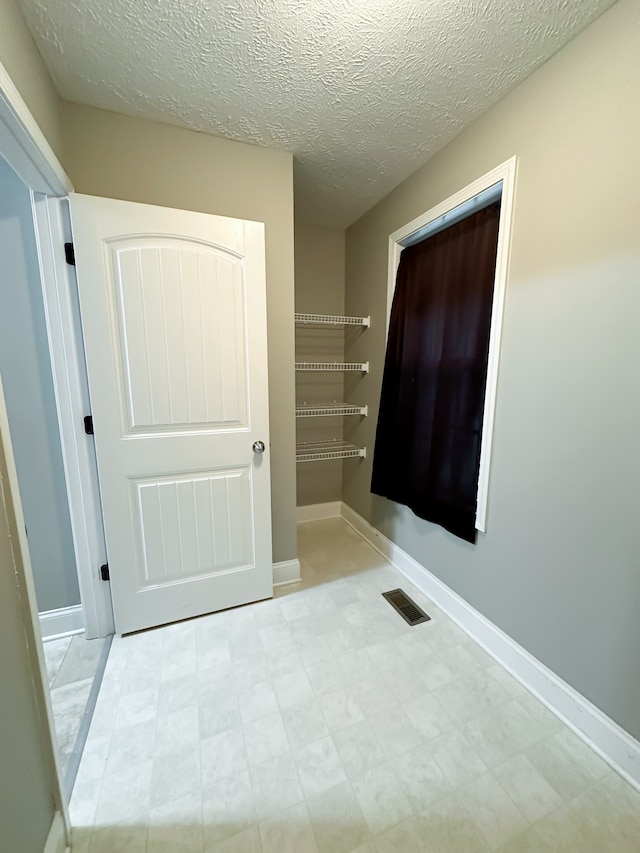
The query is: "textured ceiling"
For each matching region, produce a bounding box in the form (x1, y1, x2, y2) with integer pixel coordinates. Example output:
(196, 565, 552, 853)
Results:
(19, 0, 616, 226)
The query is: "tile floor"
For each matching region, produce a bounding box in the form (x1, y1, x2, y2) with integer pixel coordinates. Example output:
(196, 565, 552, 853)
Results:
(44, 632, 110, 783)
(69, 519, 640, 852)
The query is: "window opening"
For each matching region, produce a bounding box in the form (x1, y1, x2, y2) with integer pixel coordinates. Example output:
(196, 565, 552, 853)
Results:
(382, 157, 517, 534)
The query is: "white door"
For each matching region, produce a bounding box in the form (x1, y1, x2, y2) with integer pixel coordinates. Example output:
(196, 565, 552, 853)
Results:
(69, 194, 272, 635)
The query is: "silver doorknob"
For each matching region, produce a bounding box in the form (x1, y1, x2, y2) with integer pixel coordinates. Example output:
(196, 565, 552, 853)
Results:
(252, 440, 266, 454)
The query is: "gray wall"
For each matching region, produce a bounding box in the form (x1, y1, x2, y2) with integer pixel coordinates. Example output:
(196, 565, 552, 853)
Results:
(294, 223, 347, 506)
(61, 103, 298, 564)
(344, 0, 640, 741)
(0, 422, 61, 852)
(0, 156, 80, 611)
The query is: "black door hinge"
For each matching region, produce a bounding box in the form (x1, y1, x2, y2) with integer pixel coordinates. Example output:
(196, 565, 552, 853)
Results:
(84, 415, 94, 435)
(64, 242, 75, 266)
(100, 563, 110, 581)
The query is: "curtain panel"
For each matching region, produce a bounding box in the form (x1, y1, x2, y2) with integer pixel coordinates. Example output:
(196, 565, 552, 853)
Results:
(371, 202, 501, 543)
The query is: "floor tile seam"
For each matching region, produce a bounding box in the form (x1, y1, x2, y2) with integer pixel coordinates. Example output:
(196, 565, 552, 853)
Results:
(545, 727, 612, 783)
(266, 702, 329, 798)
(99, 705, 161, 788)
(88, 823, 150, 853)
(92, 758, 155, 822)
(51, 638, 78, 690)
(283, 630, 414, 702)
(200, 761, 309, 843)
(501, 707, 564, 760)
(68, 775, 101, 830)
(44, 646, 68, 687)
(458, 720, 542, 765)
(77, 765, 118, 850)
(247, 751, 306, 826)
(330, 684, 430, 760)
(302, 675, 392, 742)
(97, 650, 127, 716)
(381, 664, 456, 706)
(511, 793, 579, 847)
(460, 766, 535, 836)
(547, 765, 621, 816)
(51, 674, 98, 700)
(399, 679, 462, 734)
(350, 758, 422, 830)
(74, 723, 117, 791)
(304, 777, 374, 853)
(431, 693, 513, 732)
(520, 741, 598, 805)
(410, 788, 495, 851)
(490, 751, 566, 802)
(105, 637, 131, 673)
(427, 729, 490, 787)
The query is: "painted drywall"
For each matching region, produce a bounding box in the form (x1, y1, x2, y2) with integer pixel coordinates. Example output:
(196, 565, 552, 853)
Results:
(344, 0, 640, 741)
(0, 156, 80, 611)
(0, 421, 61, 853)
(0, 0, 63, 158)
(61, 103, 297, 564)
(294, 223, 347, 505)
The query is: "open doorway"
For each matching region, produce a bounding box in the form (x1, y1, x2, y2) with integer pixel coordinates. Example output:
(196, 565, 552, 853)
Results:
(0, 152, 112, 796)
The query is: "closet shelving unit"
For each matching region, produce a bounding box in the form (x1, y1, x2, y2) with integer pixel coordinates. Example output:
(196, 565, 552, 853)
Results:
(295, 312, 371, 328)
(296, 440, 367, 463)
(296, 403, 368, 418)
(295, 361, 369, 372)
(295, 312, 370, 463)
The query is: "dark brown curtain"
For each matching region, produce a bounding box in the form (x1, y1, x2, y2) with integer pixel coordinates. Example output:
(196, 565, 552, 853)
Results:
(371, 202, 501, 543)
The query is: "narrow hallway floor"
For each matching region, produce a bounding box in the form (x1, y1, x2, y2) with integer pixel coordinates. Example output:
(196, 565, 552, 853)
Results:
(44, 632, 110, 786)
(70, 518, 640, 852)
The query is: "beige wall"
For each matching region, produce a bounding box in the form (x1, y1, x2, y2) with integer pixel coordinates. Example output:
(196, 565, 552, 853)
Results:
(294, 223, 347, 505)
(0, 422, 62, 852)
(0, 0, 63, 157)
(345, 0, 640, 740)
(61, 103, 297, 563)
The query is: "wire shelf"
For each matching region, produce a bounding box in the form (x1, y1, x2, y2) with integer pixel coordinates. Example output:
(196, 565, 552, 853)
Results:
(295, 312, 370, 328)
(296, 440, 367, 463)
(296, 403, 368, 418)
(295, 361, 369, 372)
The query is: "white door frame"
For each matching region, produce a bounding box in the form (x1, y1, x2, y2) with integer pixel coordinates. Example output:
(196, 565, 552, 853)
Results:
(0, 58, 113, 839)
(0, 63, 69, 195)
(0, 61, 113, 640)
(33, 195, 114, 637)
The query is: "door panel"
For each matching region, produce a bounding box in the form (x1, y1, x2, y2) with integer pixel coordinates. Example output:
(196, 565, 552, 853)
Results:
(133, 467, 253, 584)
(69, 194, 272, 634)
(113, 239, 248, 432)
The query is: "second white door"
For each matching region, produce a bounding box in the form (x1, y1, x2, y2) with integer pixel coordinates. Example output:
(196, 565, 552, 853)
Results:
(70, 194, 272, 635)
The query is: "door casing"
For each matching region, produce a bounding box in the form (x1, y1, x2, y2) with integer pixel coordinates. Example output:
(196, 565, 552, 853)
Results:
(33, 194, 114, 637)
(0, 56, 73, 835)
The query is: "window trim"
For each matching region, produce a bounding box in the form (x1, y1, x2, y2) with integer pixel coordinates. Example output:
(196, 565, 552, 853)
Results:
(386, 156, 518, 533)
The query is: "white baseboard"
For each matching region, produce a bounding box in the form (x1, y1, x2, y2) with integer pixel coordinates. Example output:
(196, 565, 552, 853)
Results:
(273, 558, 301, 587)
(43, 812, 68, 853)
(296, 502, 342, 523)
(340, 502, 640, 792)
(39, 604, 84, 640)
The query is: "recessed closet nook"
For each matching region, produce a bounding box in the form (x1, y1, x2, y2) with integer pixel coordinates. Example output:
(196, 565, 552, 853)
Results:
(294, 223, 368, 510)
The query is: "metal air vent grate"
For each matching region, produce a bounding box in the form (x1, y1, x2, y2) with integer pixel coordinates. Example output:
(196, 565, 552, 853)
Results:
(382, 589, 430, 626)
